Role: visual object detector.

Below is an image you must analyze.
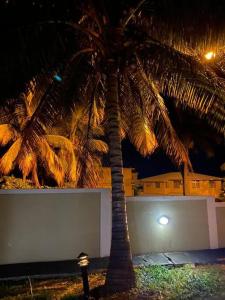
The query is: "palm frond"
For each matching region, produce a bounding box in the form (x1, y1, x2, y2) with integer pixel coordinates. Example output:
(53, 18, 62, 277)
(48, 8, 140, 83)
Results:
(45, 134, 77, 183)
(88, 139, 108, 154)
(137, 1, 225, 53)
(0, 124, 16, 146)
(138, 42, 225, 134)
(38, 138, 65, 186)
(0, 138, 22, 174)
(22, 74, 53, 117)
(128, 115, 157, 157)
(18, 151, 37, 179)
(0, 98, 27, 125)
(76, 151, 102, 188)
(119, 73, 158, 156)
(70, 104, 87, 141)
(127, 64, 191, 167)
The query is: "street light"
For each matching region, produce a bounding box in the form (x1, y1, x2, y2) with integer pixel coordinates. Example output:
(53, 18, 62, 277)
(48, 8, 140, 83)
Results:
(204, 51, 215, 60)
(77, 252, 90, 299)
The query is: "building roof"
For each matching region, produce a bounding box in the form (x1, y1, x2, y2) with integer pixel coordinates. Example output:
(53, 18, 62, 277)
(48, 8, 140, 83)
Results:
(138, 172, 222, 182)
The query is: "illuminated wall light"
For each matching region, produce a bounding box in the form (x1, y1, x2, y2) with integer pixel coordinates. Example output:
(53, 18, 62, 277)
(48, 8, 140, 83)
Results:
(158, 215, 169, 225)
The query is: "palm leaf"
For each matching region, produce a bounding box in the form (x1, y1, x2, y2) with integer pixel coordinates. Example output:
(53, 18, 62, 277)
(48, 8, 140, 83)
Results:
(38, 137, 65, 186)
(0, 138, 22, 175)
(127, 65, 191, 167)
(119, 73, 158, 156)
(88, 139, 108, 154)
(45, 134, 77, 183)
(76, 151, 102, 188)
(18, 150, 37, 179)
(0, 124, 16, 146)
(128, 115, 157, 157)
(138, 42, 225, 134)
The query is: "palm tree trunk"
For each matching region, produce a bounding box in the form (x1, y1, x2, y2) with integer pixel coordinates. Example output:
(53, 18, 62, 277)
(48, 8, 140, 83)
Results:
(182, 161, 189, 196)
(105, 60, 135, 293)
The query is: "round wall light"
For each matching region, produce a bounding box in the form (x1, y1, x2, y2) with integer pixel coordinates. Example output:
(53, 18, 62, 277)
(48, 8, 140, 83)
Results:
(158, 216, 169, 225)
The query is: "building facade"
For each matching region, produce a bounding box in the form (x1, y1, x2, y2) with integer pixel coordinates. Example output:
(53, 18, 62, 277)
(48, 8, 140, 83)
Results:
(97, 167, 137, 196)
(136, 172, 222, 197)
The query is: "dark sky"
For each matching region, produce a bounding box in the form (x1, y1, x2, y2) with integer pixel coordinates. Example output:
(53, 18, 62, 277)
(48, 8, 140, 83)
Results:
(0, 0, 224, 180)
(122, 140, 225, 179)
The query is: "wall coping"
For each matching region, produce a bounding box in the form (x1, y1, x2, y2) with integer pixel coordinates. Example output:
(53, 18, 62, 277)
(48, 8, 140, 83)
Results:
(0, 188, 111, 194)
(127, 196, 215, 202)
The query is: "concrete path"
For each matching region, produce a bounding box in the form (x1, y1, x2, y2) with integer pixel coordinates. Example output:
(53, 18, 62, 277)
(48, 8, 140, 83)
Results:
(133, 248, 225, 266)
(1, 248, 225, 280)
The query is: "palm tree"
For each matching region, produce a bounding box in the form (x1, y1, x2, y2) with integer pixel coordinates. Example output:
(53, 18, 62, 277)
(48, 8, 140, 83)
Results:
(0, 77, 109, 188)
(0, 0, 225, 293)
(0, 79, 76, 187)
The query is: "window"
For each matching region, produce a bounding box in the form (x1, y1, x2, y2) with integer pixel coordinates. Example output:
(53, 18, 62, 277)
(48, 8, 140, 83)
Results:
(174, 180, 181, 188)
(146, 182, 154, 188)
(155, 182, 160, 188)
(209, 181, 216, 188)
(192, 180, 200, 188)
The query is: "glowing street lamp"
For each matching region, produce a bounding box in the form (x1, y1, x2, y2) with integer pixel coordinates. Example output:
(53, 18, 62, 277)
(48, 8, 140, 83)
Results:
(77, 252, 90, 299)
(204, 51, 216, 60)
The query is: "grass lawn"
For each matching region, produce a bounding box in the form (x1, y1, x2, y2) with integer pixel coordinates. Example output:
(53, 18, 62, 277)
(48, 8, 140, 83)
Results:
(1, 264, 225, 299)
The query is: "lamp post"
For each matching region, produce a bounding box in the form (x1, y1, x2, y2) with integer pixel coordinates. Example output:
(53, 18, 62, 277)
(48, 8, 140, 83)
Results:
(77, 252, 90, 299)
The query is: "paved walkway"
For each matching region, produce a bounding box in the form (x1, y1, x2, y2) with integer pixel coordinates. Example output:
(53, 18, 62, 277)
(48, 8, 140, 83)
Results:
(1, 248, 225, 280)
(133, 248, 225, 266)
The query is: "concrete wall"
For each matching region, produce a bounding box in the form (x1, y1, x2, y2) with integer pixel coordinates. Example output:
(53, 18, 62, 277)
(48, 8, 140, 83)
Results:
(127, 197, 210, 254)
(215, 202, 225, 248)
(0, 190, 225, 265)
(0, 189, 111, 264)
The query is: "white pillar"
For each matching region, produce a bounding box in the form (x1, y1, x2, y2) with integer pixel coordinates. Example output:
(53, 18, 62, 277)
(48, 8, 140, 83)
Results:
(207, 197, 218, 249)
(100, 189, 111, 257)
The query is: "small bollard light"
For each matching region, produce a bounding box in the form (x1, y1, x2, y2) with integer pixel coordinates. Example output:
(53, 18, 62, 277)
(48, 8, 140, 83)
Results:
(77, 252, 90, 299)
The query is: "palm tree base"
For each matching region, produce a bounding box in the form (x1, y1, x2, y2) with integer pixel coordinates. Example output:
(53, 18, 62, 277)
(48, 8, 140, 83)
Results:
(104, 260, 136, 294)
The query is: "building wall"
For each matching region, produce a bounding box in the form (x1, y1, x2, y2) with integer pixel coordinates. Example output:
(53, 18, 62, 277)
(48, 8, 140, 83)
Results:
(140, 179, 221, 197)
(97, 167, 134, 196)
(188, 180, 221, 197)
(142, 181, 183, 196)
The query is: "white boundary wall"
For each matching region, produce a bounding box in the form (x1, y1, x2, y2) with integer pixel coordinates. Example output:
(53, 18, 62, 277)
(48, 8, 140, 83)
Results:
(126, 196, 214, 253)
(0, 190, 224, 264)
(0, 189, 111, 264)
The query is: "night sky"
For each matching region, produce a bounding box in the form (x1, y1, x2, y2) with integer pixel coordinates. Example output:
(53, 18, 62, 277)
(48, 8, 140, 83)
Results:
(122, 140, 225, 179)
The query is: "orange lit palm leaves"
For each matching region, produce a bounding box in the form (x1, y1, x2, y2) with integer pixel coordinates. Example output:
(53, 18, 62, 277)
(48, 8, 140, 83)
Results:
(0, 77, 108, 188)
(0, 78, 76, 187)
(69, 104, 108, 187)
